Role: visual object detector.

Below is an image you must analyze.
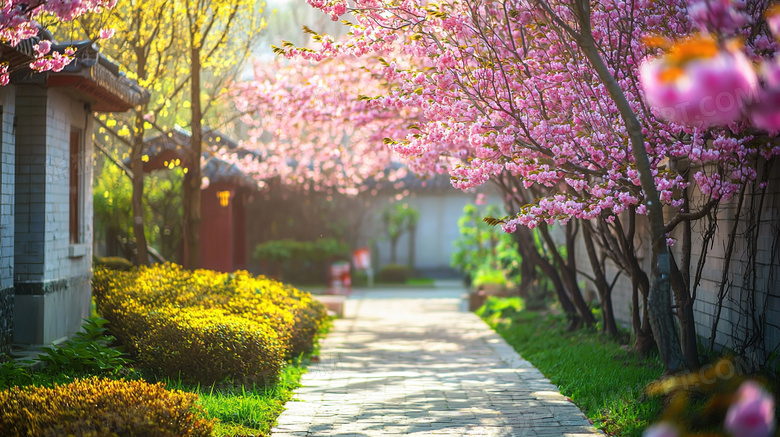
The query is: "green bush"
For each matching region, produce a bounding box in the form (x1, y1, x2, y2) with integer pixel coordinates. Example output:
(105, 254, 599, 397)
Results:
(0, 377, 214, 436)
(472, 267, 508, 287)
(92, 264, 327, 385)
(376, 264, 411, 283)
(253, 238, 349, 284)
(93, 256, 134, 271)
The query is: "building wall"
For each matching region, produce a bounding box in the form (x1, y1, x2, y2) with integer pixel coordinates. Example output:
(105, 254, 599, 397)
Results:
(365, 187, 503, 275)
(0, 86, 16, 356)
(13, 85, 92, 345)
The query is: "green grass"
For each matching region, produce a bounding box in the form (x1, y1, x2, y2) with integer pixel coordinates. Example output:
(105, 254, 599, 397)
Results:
(477, 297, 663, 437)
(2, 317, 333, 437)
(166, 319, 333, 436)
(163, 360, 310, 436)
(405, 277, 435, 286)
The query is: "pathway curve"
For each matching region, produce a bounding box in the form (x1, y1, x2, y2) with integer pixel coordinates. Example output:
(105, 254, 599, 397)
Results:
(272, 283, 603, 437)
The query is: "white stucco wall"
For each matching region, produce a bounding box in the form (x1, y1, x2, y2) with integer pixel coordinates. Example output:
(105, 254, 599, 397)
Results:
(363, 186, 503, 274)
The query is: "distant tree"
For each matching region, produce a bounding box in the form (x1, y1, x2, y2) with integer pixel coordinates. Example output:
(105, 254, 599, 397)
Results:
(179, 0, 264, 269)
(382, 204, 419, 265)
(68, 0, 188, 265)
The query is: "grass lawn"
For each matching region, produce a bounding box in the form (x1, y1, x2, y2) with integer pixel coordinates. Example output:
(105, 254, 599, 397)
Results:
(167, 319, 332, 436)
(162, 358, 312, 436)
(477, 297, 664, 437)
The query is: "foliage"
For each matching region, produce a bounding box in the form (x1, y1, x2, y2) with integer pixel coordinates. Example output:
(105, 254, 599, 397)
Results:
(376, 264, 411, 284)
(92, 163, 185, 262)
(0, 357, 34, 391)
(140, 307, 286, 386)
(38, 317, 131, 376)
(253, 238, 350, 284)
(167, 320, 331, 437)
(452, 204, 508, 274)
(93, 264, 327, 385)
(0, 0, 114, 86)
(93, 256, 134, 271)
(0, 377, 214, 436)
(479, 297, 664, 437)
(472, 267, 508, 288)
(228, 56, 410, 196)
(382, 204, 419, 241)
(253, 238, 348, 263)
(452, 203, 524, 291)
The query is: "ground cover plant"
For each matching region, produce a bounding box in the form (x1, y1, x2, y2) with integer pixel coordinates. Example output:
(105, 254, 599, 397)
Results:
(478, 297, 664, 436)
(0, 377, 214, 436)
(0, 264, 329, 436)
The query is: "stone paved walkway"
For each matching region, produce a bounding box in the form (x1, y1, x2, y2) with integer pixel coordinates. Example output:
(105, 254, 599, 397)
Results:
(272, 284, 603, 437)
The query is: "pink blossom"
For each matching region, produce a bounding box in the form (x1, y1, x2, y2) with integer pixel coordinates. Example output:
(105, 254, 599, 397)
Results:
(33, 40, 51, 57)
(640, 38, 758, 126)
(767, 7, 780, 38)
(99, 28, 115, 39)
(725, 381, 776, 437)
(642, 422, 679, 437)
(749, 90, 780, 131)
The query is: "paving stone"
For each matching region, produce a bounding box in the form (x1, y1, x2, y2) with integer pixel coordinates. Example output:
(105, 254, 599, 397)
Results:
(271, 286, 603, 436)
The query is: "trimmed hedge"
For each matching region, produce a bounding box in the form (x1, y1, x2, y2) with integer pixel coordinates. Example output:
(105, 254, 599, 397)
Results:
(92, 263, 327, 385)
(0, 377, 213, 436)
(376, 263, 411, 283)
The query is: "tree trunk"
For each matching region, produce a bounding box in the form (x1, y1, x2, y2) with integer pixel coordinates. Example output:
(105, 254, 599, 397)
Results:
(184, 45, 202, 270)
(516, 228, 580, 328)
(131, 50, 149, 266)
(539, 223, 595, 326)
(390, 236, 399, 264)
(408, 223, 416, 270)
(571, 4, 686, 372)
(670, 252, 701, 369)
(582, 221, 617, 336)
(518, 252, 535, 300)
(131, 113, 149, 266)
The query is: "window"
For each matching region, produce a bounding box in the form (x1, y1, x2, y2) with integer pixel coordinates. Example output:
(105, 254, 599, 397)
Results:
(69, 128, 81, 244)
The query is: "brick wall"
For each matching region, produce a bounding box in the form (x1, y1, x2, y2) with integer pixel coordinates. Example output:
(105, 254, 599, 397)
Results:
(0, 86, 16, 356)
(13, 85, 93, 345)
(14, 85, 46, 284)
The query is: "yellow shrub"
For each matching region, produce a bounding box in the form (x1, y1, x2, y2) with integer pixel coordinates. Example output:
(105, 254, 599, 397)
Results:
(0, 377, 213, 436)
(92, 264, 327, 384)
(138, 307, 287, 385)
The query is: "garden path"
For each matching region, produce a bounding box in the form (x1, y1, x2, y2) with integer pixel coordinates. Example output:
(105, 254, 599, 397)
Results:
(272, 282, 603, 437)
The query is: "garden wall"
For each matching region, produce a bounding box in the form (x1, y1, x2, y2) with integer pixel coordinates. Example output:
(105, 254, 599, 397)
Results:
(0, 86, 16, 356)
(573, 166, 780, 367)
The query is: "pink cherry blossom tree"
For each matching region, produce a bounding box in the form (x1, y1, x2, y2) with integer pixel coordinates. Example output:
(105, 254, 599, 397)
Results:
(0, 0, 116, 85)
(227, 56, 413, 196)
(267, 0, 779, 371)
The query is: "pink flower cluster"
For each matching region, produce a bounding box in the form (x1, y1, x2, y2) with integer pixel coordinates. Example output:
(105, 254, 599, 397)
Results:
(226, 56, 414, 195)
(0, 0, 116, 85)
(641, 1, 780, 132)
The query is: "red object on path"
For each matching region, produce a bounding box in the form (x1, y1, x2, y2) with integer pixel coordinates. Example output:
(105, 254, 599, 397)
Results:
(328, 262, 351, 295)
(352, 247, 371, 270)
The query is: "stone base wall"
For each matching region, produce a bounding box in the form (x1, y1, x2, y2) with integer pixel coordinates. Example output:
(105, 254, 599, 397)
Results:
(0, 286, 13, 358)
(13, 276, 91, 345)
